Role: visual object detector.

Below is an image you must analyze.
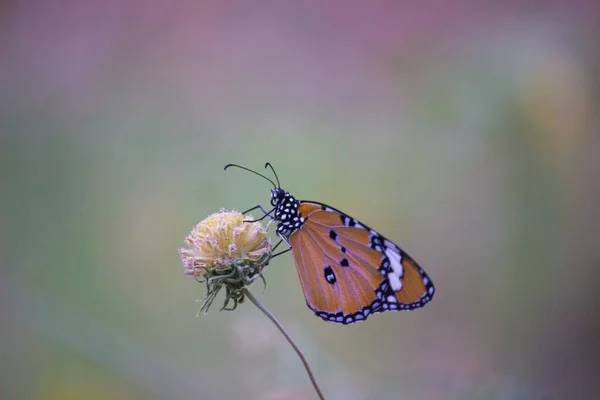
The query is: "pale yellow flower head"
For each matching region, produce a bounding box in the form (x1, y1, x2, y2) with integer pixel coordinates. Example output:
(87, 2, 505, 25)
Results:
(179, 209, 272, 312)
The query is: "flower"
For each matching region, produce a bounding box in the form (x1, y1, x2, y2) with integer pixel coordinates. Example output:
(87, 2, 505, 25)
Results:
(179, 209, 272, 313)
(179, 209, 324, 398)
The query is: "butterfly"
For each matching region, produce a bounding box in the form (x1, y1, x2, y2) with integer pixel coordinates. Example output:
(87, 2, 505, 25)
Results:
(225, 162, 435, 324)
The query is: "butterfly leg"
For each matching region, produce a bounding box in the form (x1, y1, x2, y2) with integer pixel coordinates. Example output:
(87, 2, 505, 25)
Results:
(276, 230, 291, 247)
(241, 205, 275, 222)
(272, 247, 292, 258)
(264, 238, 292, 266)
(275, 231, 292, 253)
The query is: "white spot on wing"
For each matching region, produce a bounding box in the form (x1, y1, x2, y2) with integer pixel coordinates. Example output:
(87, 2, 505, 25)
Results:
(388, 272, 402, 291)
(385, 247, 404, 277)
(386, 295, 397, 303)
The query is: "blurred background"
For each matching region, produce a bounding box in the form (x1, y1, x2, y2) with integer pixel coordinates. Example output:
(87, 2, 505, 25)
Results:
(2, 2, 599, 399)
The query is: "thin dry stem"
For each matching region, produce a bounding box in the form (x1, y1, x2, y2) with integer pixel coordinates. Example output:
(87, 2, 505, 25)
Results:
(243, 288, 325, 400)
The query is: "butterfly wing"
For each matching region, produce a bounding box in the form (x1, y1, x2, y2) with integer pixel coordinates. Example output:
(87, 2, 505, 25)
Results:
(289, 202, 435, 324)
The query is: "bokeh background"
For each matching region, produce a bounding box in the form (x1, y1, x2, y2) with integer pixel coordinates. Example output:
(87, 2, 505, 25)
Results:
(2, 2, 599, 399)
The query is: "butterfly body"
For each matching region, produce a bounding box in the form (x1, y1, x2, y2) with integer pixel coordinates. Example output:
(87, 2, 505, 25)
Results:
(226, 164, 435, 325)
(270, 188, 304, 239)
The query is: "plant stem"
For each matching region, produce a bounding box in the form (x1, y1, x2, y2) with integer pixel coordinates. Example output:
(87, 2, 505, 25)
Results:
(243, 288, 325, 400)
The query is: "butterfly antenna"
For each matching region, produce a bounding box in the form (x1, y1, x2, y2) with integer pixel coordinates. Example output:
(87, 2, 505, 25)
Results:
(224, 163, 277, 188)
(264, 162, 280, 188)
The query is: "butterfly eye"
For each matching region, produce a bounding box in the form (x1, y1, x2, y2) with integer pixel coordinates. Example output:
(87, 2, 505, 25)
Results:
(270, 188, 285, 206)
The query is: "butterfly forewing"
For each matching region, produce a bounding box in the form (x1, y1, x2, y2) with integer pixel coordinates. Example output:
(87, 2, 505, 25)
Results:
(289, 201, 435, 324)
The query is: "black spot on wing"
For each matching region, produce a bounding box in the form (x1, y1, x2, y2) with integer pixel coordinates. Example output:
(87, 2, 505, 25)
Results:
(323, 264, 336, 284)
(337, 213, 356, 227)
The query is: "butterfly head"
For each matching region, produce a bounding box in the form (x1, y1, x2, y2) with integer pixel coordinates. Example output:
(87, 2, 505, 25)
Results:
(224, 163, 303, 237)
(270, 187, 286, 207)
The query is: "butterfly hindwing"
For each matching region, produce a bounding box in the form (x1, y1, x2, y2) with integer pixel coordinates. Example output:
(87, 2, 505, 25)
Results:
(289, 201, 435, 324)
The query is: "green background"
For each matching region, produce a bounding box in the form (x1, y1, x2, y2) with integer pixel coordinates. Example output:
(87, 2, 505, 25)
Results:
(2, 3, 599, 399)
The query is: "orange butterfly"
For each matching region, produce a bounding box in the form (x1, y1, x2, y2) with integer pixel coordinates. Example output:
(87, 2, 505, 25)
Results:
(225, 163, 435, 324)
